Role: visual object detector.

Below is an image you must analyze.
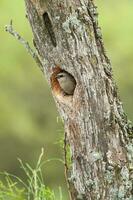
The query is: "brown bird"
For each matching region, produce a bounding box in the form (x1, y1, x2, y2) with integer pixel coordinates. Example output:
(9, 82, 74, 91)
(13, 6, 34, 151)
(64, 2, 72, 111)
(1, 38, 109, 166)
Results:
(56, 71, 76, 95)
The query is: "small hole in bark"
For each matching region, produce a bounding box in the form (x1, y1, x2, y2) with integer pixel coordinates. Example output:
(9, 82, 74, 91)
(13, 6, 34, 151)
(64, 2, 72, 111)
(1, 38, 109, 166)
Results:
(43, 12, 57, 47)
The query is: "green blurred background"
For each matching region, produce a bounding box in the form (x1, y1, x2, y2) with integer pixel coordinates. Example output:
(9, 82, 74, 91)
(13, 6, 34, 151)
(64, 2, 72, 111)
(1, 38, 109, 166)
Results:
(0, 0, 133, 199)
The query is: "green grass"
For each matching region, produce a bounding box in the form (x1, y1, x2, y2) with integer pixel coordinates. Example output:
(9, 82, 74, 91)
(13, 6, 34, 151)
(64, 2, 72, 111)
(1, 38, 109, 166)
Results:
(0, 149, 64, 200)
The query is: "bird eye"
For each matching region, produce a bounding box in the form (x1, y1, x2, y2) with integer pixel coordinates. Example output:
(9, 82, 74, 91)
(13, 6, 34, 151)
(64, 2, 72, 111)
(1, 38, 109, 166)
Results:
(57, 74, 64, 78)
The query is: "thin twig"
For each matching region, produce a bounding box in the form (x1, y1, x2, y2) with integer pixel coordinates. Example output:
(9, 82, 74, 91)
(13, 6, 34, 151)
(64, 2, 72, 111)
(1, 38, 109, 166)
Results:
(5, 20, 44, 73)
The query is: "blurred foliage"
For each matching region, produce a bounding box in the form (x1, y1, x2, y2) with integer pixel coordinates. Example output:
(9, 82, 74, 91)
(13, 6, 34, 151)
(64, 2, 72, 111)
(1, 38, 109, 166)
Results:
(0, 0, 133, 199)
(0, 149, 64, 200)
(97, 0, 133, 120)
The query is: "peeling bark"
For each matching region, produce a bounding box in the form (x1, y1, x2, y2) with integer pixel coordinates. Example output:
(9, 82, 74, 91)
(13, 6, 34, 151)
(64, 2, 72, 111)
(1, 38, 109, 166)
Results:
(24, 0, 133, 199)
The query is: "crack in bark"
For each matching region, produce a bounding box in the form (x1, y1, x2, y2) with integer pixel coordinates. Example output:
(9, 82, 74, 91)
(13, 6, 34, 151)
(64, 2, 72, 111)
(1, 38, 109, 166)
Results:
(87, 1, 110, 65)
(43, 12, 57, 47)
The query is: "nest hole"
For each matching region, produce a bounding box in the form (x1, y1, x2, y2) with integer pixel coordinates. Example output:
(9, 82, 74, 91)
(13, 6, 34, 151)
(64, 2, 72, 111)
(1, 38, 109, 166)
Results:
(50, 66, 76, 97)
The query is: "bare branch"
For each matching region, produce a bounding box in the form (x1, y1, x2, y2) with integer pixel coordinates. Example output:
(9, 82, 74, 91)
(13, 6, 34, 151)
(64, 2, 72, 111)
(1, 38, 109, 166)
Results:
(5, 20, 44, 73)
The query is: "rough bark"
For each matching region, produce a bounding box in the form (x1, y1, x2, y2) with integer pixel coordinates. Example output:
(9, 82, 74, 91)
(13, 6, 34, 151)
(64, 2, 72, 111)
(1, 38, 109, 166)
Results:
(24, 0, 133, 199)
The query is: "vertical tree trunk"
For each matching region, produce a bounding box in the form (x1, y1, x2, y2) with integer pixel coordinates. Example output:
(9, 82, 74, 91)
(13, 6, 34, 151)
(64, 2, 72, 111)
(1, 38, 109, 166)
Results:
(25, 0, 133, 199)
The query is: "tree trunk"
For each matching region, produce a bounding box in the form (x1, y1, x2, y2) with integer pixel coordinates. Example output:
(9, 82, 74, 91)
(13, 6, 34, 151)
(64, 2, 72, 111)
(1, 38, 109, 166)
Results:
(25, 0, 133, 199)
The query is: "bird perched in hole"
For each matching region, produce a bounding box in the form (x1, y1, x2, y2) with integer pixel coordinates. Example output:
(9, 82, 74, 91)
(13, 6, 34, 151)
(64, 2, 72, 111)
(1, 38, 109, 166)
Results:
(56, 71, 76, 95)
